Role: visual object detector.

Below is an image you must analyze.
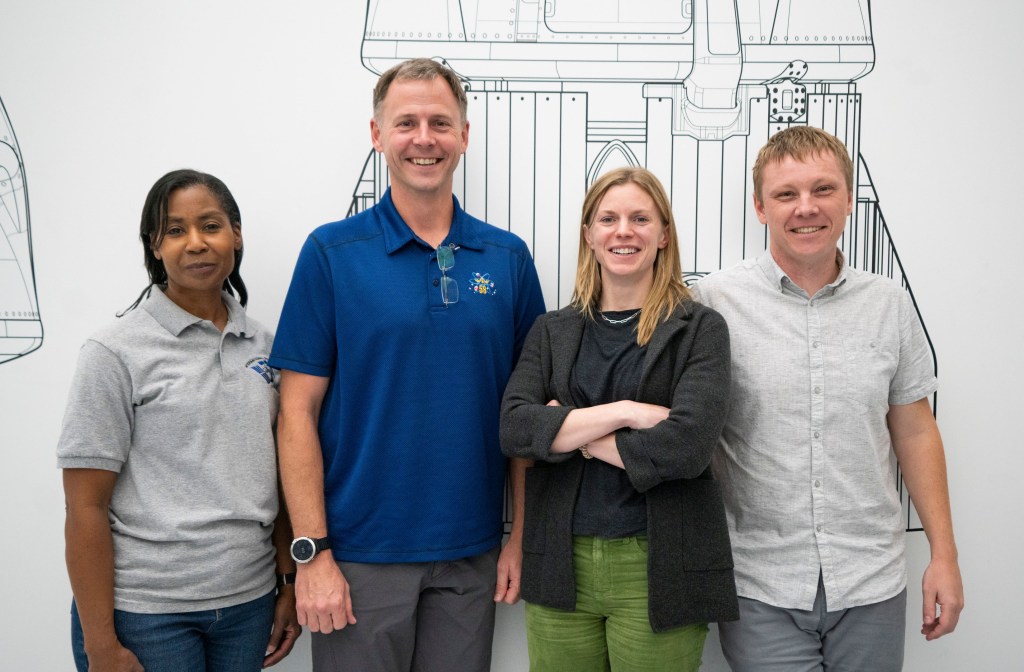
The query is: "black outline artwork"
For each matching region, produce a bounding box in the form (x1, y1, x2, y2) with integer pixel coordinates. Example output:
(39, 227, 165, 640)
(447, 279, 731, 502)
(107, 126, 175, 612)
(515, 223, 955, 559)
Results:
(0, 95, 42, 365)
(353, 0, 929, 531)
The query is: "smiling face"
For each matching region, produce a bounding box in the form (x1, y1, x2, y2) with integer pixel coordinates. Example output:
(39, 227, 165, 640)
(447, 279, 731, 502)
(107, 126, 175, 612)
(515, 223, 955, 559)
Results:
(153, 185, 242, 305)
(370, 77, 469, 202)
(584, 182, 669, 291)
(755, 151, 853, 275)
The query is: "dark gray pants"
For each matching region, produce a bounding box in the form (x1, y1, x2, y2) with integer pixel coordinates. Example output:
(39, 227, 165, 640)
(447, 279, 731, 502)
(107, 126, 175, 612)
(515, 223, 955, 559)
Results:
(718, 574, 907, 672)
(311, 546, 499, 672)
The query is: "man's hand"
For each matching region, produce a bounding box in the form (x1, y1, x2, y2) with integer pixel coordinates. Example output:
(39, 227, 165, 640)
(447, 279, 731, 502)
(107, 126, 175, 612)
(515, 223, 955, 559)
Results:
(494, 536, 523, 604)
(887, 399, 963, 641)
(920, 557, 964, 640)
(263, 586, 302, 667)
(296, 555, 356, 634)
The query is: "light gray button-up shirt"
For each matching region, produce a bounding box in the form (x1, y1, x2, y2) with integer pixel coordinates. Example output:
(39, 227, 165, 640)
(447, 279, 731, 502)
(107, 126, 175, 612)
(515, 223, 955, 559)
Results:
(693, 251, 937, 611)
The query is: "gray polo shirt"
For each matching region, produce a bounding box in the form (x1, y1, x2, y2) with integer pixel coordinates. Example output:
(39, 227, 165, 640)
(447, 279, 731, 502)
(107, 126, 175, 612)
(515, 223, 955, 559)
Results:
(57, 288, 280, 613)
(693, 251, 937, 611)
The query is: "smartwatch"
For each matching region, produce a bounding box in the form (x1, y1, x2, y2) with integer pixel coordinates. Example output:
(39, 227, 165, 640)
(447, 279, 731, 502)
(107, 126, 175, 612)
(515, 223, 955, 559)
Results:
(290, 536, 331, 564)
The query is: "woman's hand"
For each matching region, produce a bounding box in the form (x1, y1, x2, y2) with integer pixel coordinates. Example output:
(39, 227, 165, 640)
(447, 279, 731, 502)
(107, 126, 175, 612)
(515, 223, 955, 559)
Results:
(549, 398, 669, 430)
(546, 399, 669, 456)
(85, 639, 144, 672)
(64, 469, 141, 672)
(618, 400, 670, 430)
(262, 586, 301, 667)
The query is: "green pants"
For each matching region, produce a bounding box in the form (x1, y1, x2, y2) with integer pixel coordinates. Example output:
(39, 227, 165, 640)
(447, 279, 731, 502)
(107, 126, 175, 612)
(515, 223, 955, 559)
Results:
(525, 535, 708, 672)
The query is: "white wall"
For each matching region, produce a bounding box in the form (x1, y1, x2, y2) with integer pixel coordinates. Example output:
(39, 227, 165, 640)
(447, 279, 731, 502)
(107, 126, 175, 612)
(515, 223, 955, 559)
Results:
(0, 1, 1020, 669)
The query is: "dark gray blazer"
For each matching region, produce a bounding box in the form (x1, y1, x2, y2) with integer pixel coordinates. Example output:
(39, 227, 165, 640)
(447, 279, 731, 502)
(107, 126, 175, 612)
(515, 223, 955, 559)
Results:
(500, 301, 738, 631)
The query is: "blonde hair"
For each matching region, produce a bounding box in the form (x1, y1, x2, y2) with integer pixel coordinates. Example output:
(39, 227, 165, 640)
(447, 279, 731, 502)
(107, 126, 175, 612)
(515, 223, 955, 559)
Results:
(752, 126, 854, 201)
(570, 167, 689, 346)
(372, 58, 468, 123)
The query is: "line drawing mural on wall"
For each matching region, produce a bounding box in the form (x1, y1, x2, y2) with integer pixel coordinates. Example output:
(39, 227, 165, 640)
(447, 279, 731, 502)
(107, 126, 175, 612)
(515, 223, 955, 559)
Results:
(0, 95, 41, 365)
(352, 0, 930, 530)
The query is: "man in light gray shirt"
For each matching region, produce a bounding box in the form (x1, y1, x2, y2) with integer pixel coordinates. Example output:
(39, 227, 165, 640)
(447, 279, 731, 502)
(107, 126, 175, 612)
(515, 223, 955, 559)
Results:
(694, 126, 963, 671)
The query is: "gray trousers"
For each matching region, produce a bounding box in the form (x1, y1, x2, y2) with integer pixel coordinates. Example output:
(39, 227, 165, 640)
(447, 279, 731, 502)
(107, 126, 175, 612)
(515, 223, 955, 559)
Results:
(718, 574, 907, 672)
(311, 546, 499, 672)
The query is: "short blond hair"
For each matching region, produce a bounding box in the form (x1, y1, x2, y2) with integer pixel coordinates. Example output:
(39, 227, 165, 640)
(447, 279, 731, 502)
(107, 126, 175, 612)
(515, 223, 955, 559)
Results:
(571, 167, 690, 346)
(753, 126, 854, 200)
(372, 58, 467, 122)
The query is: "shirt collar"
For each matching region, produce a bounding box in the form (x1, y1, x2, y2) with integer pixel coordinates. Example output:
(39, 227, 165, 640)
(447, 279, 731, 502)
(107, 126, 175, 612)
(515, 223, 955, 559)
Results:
(376, 188, 484, 254)
(141, 286, 251, 337)
(757, 248, 849, 297)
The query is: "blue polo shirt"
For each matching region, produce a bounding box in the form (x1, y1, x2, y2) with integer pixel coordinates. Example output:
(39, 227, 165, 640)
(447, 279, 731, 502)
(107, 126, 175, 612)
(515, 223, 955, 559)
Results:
(270, 189, 545, 563)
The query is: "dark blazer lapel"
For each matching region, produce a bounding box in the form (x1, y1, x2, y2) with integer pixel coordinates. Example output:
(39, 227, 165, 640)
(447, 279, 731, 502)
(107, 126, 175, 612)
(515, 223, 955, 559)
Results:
(639, 305, 688, 386)
(546, 309, 585, 404)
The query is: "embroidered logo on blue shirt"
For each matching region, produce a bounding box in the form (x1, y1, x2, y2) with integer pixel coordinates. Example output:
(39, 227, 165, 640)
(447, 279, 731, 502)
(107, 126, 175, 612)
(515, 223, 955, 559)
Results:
(246, 357, 274, 384)
(468, 272, 496, 296)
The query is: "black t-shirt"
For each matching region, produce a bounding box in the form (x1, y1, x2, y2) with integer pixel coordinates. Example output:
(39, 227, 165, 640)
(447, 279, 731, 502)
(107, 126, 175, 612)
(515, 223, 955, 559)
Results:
(569, 310, 648, 537)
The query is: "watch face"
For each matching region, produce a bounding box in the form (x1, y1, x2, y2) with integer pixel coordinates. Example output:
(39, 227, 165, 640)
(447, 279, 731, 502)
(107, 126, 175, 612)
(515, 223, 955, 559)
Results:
(291, 538, 315, 563)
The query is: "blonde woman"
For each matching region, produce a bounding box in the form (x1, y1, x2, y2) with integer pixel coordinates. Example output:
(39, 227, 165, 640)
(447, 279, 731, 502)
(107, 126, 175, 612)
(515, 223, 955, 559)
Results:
(501, 167, 737, 671)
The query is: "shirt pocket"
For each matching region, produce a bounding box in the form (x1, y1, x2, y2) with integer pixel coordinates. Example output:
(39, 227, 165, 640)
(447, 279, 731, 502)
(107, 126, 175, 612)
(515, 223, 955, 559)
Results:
(839, 337, 897, 412)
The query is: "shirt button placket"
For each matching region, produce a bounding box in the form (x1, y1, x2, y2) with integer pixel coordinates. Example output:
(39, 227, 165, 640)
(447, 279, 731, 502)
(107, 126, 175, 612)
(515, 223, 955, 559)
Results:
(807, 300, 826, 545)
(427, 249, 441, 308)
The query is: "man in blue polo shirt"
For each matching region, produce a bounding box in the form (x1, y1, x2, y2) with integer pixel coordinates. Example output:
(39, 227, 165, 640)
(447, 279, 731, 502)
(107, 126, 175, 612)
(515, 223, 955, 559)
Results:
(270, 58, 545, 672)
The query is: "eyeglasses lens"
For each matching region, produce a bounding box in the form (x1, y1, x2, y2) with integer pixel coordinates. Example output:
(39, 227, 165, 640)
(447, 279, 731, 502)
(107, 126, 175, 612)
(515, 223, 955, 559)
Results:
(437, 245, 458, 305)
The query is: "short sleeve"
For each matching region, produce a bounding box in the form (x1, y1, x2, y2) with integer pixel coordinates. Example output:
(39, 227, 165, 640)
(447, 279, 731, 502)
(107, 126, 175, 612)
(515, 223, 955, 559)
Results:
(269, 233, 337, 377)
(56, 340, 134, 471)
(889, 289, 938, 405)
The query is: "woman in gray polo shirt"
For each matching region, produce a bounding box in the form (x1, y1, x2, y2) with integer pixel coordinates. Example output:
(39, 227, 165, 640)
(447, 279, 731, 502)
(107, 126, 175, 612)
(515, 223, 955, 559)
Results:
(501, 167, 738, 671)
(58, 170, 299, 671)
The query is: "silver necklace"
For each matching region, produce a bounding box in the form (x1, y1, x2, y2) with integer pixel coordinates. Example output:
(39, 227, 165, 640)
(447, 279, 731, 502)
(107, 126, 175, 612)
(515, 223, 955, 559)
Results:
(600, 309, 641, 325)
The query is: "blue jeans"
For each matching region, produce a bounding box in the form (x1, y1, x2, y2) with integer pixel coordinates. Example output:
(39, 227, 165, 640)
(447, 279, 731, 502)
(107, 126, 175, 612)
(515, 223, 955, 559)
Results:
(71, 591, 275, 672)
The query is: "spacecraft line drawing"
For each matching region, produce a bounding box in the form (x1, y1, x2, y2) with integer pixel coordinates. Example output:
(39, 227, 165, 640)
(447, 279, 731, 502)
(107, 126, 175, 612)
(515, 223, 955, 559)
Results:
(353, 0, 927, 531)
(0, 95, 42, 365)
